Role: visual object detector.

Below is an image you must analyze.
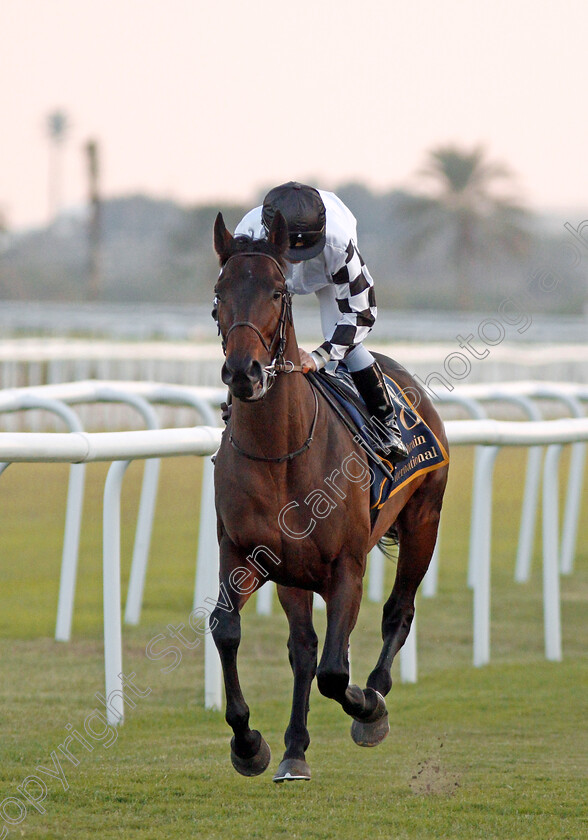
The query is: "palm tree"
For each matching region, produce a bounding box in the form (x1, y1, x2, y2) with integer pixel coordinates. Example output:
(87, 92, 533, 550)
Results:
(46, 110, 70, 222)
(399, 145, 531, 310)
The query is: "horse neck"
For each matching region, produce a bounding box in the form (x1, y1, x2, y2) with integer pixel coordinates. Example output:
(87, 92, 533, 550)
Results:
(230, 327, 313, 451)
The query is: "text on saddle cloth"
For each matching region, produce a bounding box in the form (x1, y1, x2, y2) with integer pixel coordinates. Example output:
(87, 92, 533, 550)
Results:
(317, 367, 449, 510)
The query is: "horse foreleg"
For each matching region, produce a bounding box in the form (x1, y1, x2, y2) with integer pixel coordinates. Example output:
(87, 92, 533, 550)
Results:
(273, 586, 317, 782)
(367, 492, 443, 697)
(210, 541, 270, 777)
(316, 560, 388, 744)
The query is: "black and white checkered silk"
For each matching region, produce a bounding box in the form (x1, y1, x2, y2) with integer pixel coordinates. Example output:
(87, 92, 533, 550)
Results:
(317, 240, 377, 362)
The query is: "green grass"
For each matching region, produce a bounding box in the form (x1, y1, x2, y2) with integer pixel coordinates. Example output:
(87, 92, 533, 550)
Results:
(0, 450, 587, 839)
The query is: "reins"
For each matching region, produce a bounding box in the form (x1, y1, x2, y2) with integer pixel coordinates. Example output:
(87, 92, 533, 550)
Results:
(229, 387, 319, 463)
(216, 250, 314, 462)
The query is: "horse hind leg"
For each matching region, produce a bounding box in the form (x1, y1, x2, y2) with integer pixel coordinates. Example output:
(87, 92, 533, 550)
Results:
(273, 586, 317, 783)
(366, 493, 442, 698)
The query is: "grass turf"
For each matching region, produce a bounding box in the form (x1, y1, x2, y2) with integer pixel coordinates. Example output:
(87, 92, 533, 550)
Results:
(0, 448, 586, 839)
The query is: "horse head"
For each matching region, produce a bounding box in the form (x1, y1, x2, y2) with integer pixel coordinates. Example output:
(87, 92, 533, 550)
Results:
(213, 211, 291, 401)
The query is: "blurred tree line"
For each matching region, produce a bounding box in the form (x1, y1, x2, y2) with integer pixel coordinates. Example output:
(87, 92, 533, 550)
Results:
(0, 146, 585, 313)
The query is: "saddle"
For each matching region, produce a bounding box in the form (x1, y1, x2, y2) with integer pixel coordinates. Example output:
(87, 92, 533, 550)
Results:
(309, 364, 448, 511)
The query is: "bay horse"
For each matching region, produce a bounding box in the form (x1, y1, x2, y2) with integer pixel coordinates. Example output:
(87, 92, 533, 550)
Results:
(210, 210, 449, 782)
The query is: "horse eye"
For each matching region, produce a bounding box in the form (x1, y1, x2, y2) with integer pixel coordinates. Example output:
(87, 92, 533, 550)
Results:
(272, 291, 282, 300)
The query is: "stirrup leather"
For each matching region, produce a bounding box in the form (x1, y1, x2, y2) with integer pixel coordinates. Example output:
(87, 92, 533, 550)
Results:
(350, 362, 409, 463)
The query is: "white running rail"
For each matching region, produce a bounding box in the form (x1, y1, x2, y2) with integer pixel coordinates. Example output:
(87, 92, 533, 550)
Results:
(1, 416, 587, 724)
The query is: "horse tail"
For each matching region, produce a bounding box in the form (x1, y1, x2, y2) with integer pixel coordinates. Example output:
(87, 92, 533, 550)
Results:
(377, 523, 399, 560)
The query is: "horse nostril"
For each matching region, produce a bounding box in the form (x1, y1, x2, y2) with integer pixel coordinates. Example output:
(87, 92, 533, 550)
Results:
(221, 361, 233, 386)
(248, 360, 263, 383)
(222, 357, 263, 388)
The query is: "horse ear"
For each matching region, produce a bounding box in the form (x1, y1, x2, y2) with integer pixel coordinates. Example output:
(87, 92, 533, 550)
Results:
(266, 210, 289, 255)
(213, 212, 234, 262)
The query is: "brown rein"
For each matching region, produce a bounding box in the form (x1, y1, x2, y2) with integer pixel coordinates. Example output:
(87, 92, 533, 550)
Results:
(229, 387, 319, 463)
(217, 251, 316, 462)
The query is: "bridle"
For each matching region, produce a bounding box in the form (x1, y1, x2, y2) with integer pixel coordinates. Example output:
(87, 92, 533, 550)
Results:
(214, 252, 304, 381)
(213, 251, 318, 462)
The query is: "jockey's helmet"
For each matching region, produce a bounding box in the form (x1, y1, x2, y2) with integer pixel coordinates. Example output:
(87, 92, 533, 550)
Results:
(262, 181, 326, 261)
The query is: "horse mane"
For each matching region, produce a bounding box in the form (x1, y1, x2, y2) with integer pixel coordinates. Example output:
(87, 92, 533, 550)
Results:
(222, 234, 288, 271)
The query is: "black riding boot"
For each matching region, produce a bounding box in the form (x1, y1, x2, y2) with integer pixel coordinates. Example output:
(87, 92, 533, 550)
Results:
(351, 362, 409, 463)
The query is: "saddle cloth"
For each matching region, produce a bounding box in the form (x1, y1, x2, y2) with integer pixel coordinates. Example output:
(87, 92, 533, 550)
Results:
(316, 365, 449, 510)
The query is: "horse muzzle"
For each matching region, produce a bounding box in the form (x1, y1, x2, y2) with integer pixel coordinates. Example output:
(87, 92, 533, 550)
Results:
(221, 358, 268, 401)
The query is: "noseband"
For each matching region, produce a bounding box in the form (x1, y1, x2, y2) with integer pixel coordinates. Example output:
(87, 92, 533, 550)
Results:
(214, 251, 318, 463)
(214, 252, 301, 377)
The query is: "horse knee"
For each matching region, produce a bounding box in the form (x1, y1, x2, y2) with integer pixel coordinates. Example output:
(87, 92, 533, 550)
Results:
(287, 630, 318, 665)
(382, 599, 414, 637)
(211, 608, 240, 652)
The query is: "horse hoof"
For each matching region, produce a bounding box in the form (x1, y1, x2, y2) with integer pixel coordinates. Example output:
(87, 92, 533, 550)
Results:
(272, 758, 312, 783)
(230, 733, 271, 777)
(351, 690, 390, 747)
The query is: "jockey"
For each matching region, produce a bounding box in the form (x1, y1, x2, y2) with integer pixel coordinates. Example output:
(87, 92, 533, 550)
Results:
(234, 181, 408, 463)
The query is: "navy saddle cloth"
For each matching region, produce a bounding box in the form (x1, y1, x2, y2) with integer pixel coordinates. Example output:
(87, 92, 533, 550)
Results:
(314, 364, 448, 510)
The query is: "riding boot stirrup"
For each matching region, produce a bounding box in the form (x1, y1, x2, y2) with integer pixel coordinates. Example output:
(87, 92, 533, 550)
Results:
(350, 362, 409, 464)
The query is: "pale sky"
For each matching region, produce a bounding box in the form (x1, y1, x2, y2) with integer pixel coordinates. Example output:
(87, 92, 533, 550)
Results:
(2, 0, 587, 229)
